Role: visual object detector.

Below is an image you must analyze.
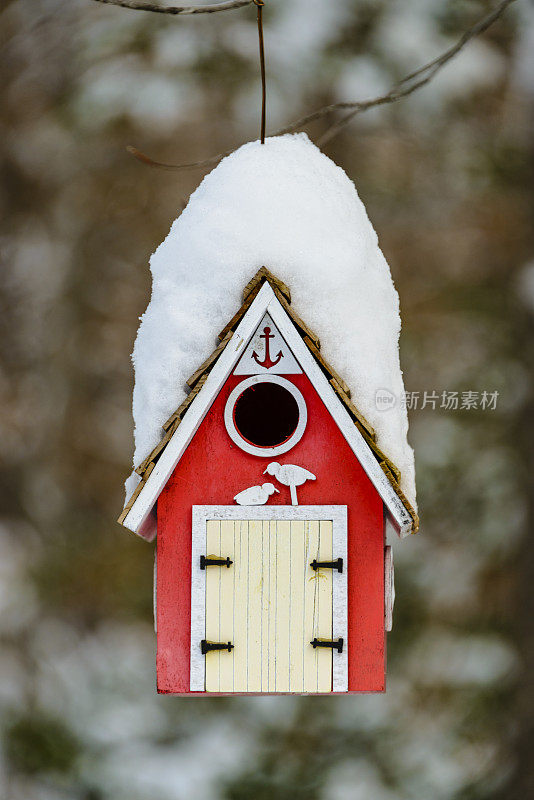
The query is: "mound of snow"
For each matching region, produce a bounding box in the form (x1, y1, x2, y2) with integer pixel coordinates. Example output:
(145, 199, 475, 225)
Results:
(128, 134, 416, 506)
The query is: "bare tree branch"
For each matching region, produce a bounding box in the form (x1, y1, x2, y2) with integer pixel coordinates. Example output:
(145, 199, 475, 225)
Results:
(315, 0, 518, 146)
(126, 0, 517, 170)
(92, 0, 252, 16)
(126, 145, 237, 170)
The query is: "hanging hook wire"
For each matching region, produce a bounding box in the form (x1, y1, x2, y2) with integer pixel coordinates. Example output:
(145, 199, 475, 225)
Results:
(125, 1, 266, 168)
(254, 0, 266, 143)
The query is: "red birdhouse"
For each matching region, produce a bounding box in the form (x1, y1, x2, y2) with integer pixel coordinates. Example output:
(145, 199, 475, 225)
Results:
(119, 268, 418, 695)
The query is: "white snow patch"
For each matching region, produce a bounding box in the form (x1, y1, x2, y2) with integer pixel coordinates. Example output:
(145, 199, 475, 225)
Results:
(128, 134, 416, 506)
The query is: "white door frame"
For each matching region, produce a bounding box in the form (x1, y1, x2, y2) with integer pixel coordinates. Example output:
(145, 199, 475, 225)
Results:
(190, 505, 348, 693)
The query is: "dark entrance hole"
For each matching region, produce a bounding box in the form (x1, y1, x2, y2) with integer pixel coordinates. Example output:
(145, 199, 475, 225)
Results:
(233, 382, 300, 448)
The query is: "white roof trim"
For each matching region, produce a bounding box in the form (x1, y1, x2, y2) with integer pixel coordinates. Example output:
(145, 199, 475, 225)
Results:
(122, 282, 413, 537)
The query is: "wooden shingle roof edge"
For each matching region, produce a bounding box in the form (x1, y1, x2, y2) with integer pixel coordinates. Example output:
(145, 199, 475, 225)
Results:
(121, 267, 419, 533)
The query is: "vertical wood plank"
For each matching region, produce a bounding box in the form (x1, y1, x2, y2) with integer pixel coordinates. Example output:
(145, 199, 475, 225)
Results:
(189, 513, 206, 691)
(233, 520, 249, 693)
(289, 520, 305, 693)
(332, 511, 349, 693)
(205, 520, 221, 692)
(275, 520, 291, 693)
(303, 521, 320, 692)
(267, 520, 277, 692)
(260, 521, 272, 693)
(384, 545, 394, 632)
(247, 519, 263, 692)
(218, 520, 235, 692)
(316, 520, 333, 692)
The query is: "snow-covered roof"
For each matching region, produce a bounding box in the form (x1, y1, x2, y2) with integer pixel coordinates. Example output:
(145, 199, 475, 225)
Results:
(123, 134, 417, 535)
(119, 270, 418, 539)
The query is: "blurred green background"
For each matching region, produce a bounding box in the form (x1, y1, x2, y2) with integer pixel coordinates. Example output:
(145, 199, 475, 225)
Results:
(1, 0, 533, 798)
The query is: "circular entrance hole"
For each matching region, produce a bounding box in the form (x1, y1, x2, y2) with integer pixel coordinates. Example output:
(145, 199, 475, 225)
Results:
(233, 381, 300, 448)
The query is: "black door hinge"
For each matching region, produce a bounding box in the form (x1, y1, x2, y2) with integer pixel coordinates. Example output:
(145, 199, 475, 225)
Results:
(200, 555, 233, 569)
(310, 558, 343, 573)
(310, 637, 344, 653)
(201, 640, 234, 655)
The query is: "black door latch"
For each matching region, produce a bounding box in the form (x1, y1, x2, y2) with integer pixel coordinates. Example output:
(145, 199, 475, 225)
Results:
(201, 640, 234, 655)
(200, 555, 233, 569)
(310, 638, 344, 653)
(310, 558, 343, 573)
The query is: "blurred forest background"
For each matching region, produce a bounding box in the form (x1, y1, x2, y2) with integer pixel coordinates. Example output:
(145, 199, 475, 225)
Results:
(1, 0, 534, 798)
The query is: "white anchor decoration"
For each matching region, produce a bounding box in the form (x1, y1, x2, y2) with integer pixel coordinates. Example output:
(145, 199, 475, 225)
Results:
(264, 462, 317, 506)
(234, 483, 279, 506)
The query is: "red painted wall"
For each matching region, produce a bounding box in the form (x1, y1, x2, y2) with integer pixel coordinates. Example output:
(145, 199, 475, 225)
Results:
(157, 372, 385, 694)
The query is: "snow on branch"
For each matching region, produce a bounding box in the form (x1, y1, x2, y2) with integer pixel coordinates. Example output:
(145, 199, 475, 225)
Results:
(91, 0, 252, 15)
(124, 0, 517, 170)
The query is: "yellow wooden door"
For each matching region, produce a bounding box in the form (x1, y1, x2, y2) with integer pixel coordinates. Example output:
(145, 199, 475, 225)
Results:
(204, 518, 333, 693)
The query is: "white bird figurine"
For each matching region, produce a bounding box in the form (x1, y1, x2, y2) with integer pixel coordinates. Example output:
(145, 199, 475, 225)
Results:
(234, 483, 279, 506)
(264, 462, 317, 506)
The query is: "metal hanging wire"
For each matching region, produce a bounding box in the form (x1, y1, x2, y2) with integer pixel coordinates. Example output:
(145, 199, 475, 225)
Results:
(254, 0, 266, 144)
(127, 0, 268, 167)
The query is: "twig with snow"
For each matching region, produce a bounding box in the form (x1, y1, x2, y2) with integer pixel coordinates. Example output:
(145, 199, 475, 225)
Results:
(91, 0, 253, 15)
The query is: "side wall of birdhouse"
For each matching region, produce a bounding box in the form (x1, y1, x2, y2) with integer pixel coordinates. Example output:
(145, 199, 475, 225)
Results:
(156, 371, 386, 694)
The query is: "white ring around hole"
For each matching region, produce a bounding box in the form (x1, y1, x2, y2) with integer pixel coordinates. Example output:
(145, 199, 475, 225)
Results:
(224, 375, 307, 457)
